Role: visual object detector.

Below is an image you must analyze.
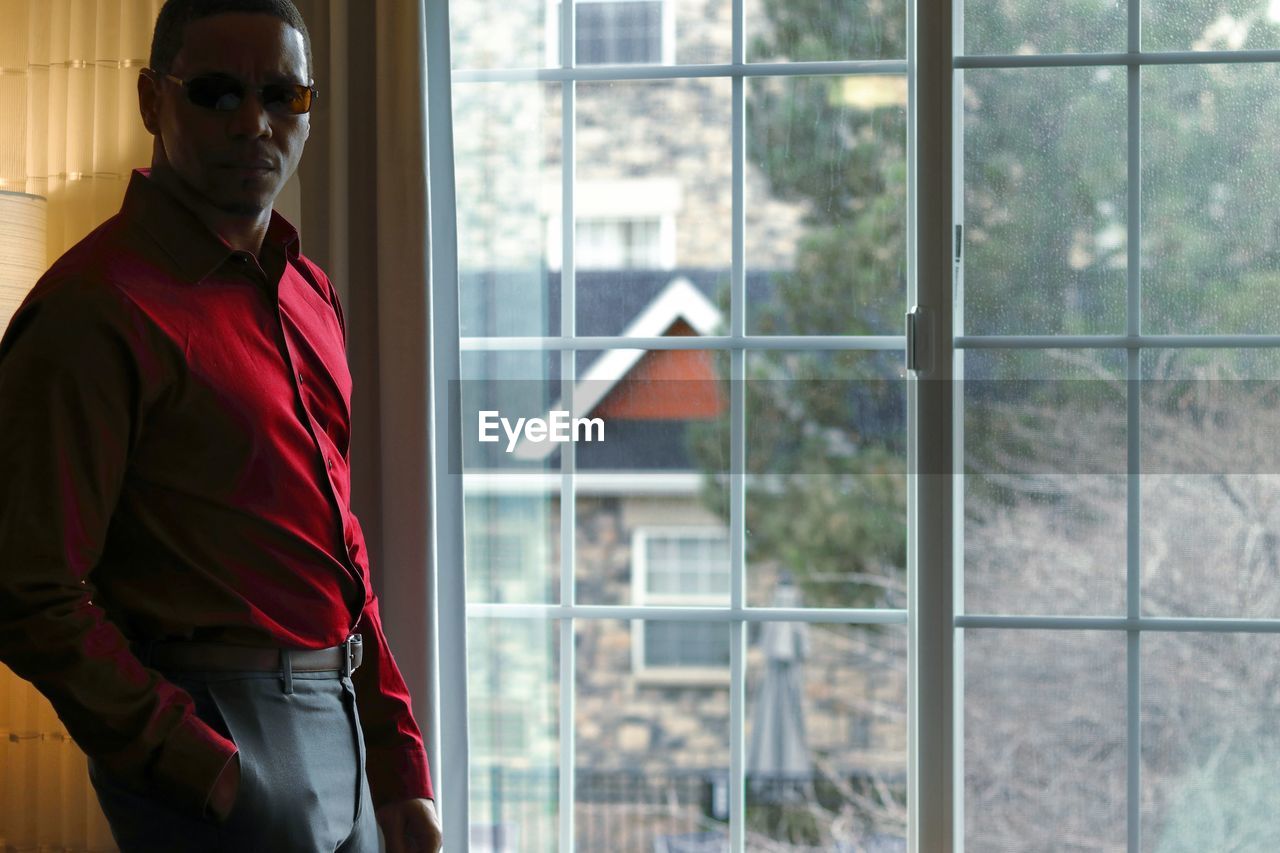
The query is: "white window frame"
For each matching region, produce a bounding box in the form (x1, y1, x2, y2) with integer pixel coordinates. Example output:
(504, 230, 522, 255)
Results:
(630, 526, 731, 682)
(545, 0, 677, 68)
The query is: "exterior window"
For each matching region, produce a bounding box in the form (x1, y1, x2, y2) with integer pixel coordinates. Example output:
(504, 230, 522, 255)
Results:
(545, 178, 682, 271)
(576, 0, 662, 65)
(633, 529, 730, 673)
(576, 217, 663, 269)
(548, 0, 671, 67)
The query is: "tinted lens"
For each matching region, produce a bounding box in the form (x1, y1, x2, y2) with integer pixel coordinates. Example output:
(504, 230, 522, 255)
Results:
(262, 83, 313, 115)
(185, 74, 245, 111)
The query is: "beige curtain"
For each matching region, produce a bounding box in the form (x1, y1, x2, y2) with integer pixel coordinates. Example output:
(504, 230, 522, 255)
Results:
(0, 0, 434, 847)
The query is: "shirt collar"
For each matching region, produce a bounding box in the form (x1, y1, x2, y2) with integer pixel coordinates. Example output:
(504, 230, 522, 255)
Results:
(120, 167, 302, 284)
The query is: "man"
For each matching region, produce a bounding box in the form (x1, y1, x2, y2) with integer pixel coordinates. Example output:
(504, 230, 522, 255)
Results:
(0, 1, 442, 851)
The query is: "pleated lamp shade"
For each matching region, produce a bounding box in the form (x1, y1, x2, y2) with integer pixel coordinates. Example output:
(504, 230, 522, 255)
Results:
(0, 189, 47, 335)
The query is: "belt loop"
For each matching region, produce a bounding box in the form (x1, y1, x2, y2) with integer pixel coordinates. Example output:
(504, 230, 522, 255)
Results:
(280, 648, 294, 694)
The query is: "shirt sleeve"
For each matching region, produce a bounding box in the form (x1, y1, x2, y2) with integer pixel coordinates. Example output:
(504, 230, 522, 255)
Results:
(0, 276, 238, 816)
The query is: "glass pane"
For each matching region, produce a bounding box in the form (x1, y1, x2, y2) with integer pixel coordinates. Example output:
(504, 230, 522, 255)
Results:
(1142, 63, 1280, 335)
(572, 348, 730, 606)
(964, 630, 1127, 852)
(1141, 349, 1280, 618)
(964, 349, 1127, 616)
(964, 0, 1127, 55)
(1142, 632, 1280, 851)
(574, 78, 732, 335)
(746, 623, 907, 850)
(963, 67, 1127, 336)
(746, 0, 907, 62)
(454, 81, 562, 338)
(745, 350, 907, 609)
(746, 75, 908, 336)
(461, 351, 560, 604)
(645, 622, 729, 667)
(1144, 0, 1280, 52)
(575, 620, 729, 850)
(451, 0, 552, 70)
(670, 0, 731, 65)
(468, 617, 560, 853)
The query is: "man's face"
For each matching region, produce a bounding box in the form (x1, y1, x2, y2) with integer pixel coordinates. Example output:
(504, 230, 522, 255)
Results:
(140, 12, 311, 217)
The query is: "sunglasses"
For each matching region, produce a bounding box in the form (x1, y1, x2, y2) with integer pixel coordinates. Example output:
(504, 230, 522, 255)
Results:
(152, 71, 317, 115)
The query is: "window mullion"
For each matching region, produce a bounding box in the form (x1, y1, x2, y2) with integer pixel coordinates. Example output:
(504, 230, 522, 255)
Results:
(1125, 1, 1142, 851)
(727, 0, 746, 849)
(559, 2, 577, 850)
(911, 0, 957, 847)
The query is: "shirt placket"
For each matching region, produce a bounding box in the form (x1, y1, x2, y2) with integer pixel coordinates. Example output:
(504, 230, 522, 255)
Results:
(240, 250, 365, 620)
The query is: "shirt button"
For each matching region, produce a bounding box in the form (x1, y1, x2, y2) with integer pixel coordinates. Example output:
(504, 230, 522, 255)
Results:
(298, 371, 305, 385)
(327, 456, 335, 470)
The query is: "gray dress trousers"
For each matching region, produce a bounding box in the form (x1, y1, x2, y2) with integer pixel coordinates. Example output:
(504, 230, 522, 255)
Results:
(87, 669, 379, 853)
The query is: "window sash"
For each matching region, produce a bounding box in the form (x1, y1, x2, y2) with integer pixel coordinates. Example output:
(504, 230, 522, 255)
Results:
(429, 1, 932, 851)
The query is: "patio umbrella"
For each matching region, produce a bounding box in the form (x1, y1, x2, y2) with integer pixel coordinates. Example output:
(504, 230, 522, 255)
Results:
(746, 573, 812, 801)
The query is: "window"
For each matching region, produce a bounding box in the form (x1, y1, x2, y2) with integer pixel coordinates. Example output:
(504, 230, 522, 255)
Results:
(575, 218, 664, 269)
(576, 0, 662, 64)
(544, 178, 682, 272)
(632, 529, 730, 675)
(547, 0, 672, 67)
(444, 0, 910, 846)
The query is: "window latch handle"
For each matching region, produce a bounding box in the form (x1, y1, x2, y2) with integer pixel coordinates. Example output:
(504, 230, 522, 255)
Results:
(906, 305, 930, 373)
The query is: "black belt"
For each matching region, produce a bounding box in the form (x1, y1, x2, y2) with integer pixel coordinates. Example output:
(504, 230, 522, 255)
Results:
(137, 634, 363, 678)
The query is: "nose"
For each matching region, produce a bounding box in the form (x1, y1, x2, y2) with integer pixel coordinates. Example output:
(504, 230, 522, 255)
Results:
(226, 89, 272, 139)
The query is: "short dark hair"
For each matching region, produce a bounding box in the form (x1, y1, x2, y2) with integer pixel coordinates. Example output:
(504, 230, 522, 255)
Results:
(149, 0, 312, 79)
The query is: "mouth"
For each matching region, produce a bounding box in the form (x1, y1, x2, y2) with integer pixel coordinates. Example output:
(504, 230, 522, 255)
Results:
(224, 168, 274, 183)
(221, 161, 275, 175)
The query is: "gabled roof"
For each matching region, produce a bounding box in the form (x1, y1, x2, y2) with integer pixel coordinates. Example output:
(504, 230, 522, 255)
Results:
(512, 276, 722, 461)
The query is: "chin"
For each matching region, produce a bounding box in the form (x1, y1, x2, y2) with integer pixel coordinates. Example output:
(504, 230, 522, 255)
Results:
(216, 199, 269, 216)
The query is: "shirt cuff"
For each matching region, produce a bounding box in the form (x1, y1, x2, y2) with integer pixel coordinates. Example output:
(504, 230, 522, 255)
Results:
(149, 713, 239, 816)
(365, 744, 434, 809)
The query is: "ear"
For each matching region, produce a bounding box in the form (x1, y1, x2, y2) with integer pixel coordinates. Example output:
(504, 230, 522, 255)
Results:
(137, 70, 161, 136)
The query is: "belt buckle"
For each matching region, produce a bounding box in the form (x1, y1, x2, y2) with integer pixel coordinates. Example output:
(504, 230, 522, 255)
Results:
(342, 634, 361, 677)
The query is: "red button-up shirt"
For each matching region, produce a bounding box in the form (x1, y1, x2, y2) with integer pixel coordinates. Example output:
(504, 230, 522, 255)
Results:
(0, 168, 432, 814)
